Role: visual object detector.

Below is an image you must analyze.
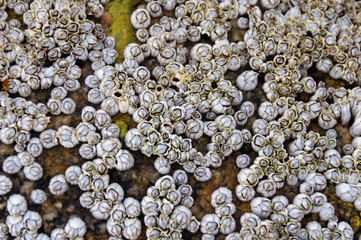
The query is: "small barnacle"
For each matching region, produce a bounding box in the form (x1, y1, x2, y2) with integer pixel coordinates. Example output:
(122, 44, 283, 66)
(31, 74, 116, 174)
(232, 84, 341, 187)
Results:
(236, 183, 255, 202)
(61, 98, 76, 115)
(57, 125, 79, 148)
(79, 192, 96, 209)
(237, 70, 258, 91)
(64, 217, 87, 239)
(23, 162, 43, 181)
(3, 155, 22, 174)
(258, 102, 277, 121)
(49, 174, 69, 195)
(23, 210, 42, 232)
(0, 175, 12, 195)
(250, 197, 272, 218)
(115, 149, 134, 171)
(7, 194, 27, 216)
(201, 214, 220, 235)
(0, 127, 17, 145)
(319, 202, 335, 221)
(211, 187, 233, 208)
(50, 228, 66, 240)
(335, 183, 360, 203)
(90, 200, 113, 220)
(123, 218, 142, 240)
(47, 99, 62, 115)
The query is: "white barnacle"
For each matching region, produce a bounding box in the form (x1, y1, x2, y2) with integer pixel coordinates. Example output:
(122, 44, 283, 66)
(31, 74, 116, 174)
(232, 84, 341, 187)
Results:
(94, 109, 112, 130)
(79, 192, 96, 209)
(90, 200, 112, 220)
(201, 214, 220, 235)
(51, 87, 68, 100)
(61, 98, 76, 115)
(194, 167, 212, 182)
(130, 9, 151, 29)
(310, 192, 327, 213)
(50, 228, 66, 240)
(57, 125, 79, 148)
(81, 106, 97, 123)
(0, 175, 13, 195)
(115, 149, 134, 171)
(30, 189, 47, 205)
(7, 194, 27, 216)
(318, 202, 335, 221)
(123, 218, 142, 240)
(335, 183, 360, 203)
(33, 115, 50, 132)
(305, 173, 326, 192)
(107, 218, 123, 237)
(172, 170, 188, 185)
(237, 70, 258, 91)
(15, 130, 31, 147)
(96, 138, 122, 157)
(0, 127, 17, 145)
(185, 119, 204, 140)
(23, 210, 42, 232)
(154, 156, 171, 174)
(237, 168, 258, 187)
(49, 174, 69, 195)
(64, 217, 87, 239)
(293, 193, 312, 214)
(79, 144, 97, 160)
(190, 43, 212, 61)
(123, 197, 141, 218)
(219, 216, 236, 235)
(258, 102, 277, 121)
(6, 215, 23, 237)
(318, 109, 337, 130)
(39, 129, 58, 149)
(106, 183, 124, 203)
(147, 1, 162, 17)
(337, 221, 354, 239)
(65, 166, 82, 185)
(26, 137, 43, 157)
(47, 99, 62, 115)
(256, 179, 277, 197)
(235, 183, 255, 202)
(2, 155, 22, 174)
(23, 162, 43, 181)
(250, 197, 272, 218)
(211, 187, 233, 208)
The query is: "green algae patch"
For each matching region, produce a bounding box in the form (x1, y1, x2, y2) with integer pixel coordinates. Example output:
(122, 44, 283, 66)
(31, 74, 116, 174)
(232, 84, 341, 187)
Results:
(115, 119, 128, 138)
(113, 113, 137, 139)
(106, 0, 142, 62)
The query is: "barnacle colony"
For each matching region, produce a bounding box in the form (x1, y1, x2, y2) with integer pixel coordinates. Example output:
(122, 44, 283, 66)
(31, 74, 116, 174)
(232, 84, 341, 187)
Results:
(1, 0, 361, 239)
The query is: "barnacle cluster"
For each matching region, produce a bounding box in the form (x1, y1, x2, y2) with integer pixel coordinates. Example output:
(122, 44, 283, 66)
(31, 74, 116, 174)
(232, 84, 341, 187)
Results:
(1, 0, 361, 239)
